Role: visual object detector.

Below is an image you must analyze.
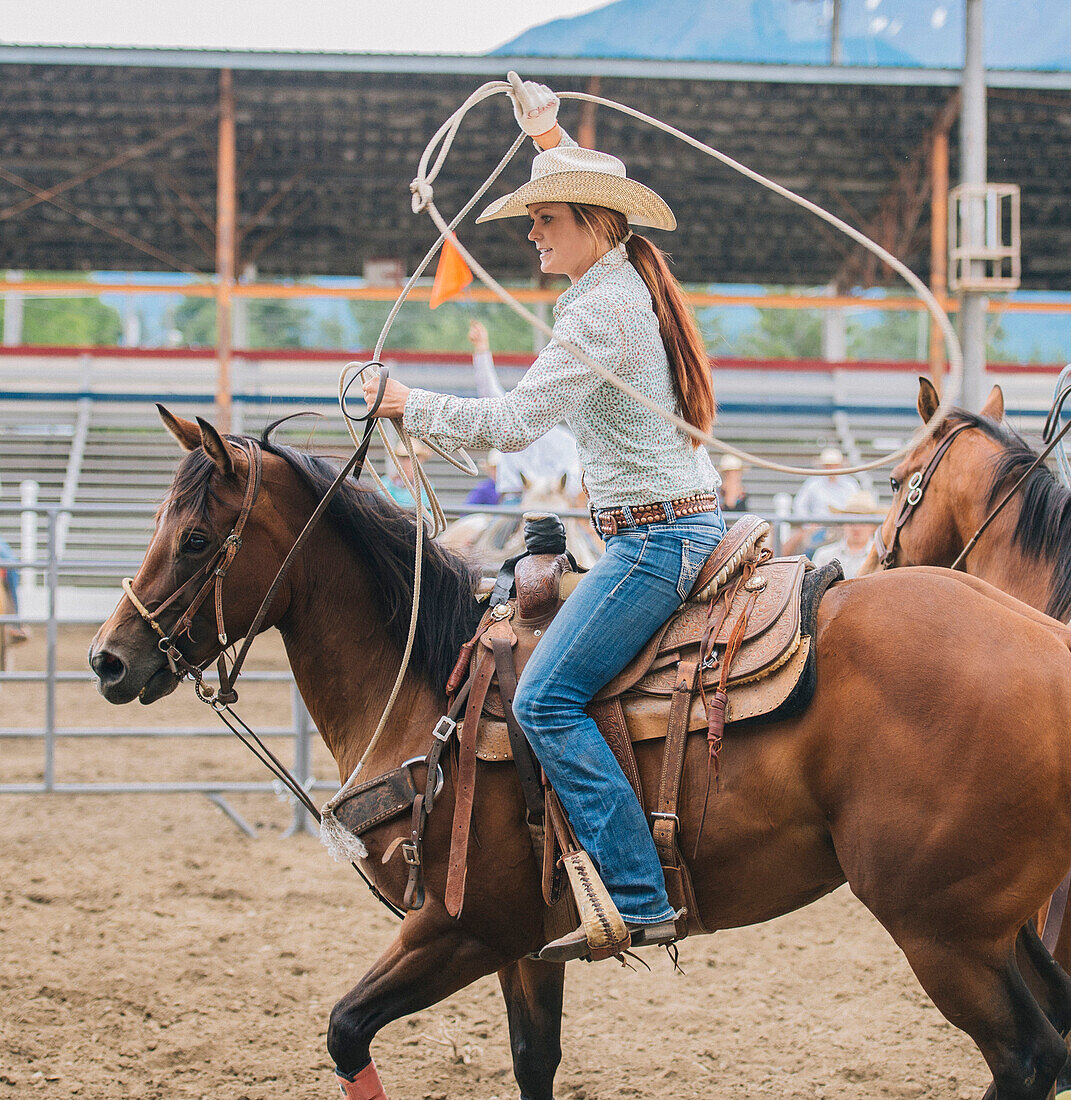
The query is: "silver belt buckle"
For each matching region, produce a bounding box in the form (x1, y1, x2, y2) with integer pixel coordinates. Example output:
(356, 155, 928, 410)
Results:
(592, 509, 617, 537)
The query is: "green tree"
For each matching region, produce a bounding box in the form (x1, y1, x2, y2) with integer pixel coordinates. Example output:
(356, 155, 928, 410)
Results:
(174, 298, 216, 347)
(14, 297, 122, 346)
(247, 300, 312, 348)
(847, 311, 924, 361)
(985, 316, 1012, 362)
(349, 298, 538, 354)
(172, 297, 314, 348)
(734, 308, 823, 359)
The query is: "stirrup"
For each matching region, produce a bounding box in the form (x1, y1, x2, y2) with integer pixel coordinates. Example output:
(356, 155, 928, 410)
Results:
(538, 908, 687, 964)
(548, 850, 631, 961)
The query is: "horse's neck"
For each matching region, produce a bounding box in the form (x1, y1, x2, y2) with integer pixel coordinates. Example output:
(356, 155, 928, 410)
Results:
(964, 500, 1055, 614)
(276, 532, 444, 781)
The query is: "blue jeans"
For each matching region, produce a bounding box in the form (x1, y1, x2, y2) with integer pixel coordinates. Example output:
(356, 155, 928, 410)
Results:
(513, 510, 725, 924)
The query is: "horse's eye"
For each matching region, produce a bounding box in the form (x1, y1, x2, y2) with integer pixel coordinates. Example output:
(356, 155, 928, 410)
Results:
(180, 532, 211, 555)
(890, 476, 901, 494)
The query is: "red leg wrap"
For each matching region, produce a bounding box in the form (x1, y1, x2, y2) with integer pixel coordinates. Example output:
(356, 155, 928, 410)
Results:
(336, 1059, 388, 1100)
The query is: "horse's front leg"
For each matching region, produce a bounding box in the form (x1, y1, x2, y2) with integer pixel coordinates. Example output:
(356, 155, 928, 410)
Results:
(497, 956, 566, 1100)
(330, 908, 513, 1098)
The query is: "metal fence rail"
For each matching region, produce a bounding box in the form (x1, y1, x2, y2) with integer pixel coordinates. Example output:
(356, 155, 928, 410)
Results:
(0, 498, 867, 835)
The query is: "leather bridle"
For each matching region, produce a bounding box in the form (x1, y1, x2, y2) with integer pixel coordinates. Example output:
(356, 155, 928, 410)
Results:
(122, 436, 264, 706)
(873, 422, 973, 571)
(116, 368, 409, 921)
(121, 364, 390, 709)
(875, 404, 1071, 572)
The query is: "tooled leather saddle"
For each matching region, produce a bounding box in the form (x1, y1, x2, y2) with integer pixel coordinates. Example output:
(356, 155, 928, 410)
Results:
(330, 514, 842, 929)
(442, 514, 842, 932)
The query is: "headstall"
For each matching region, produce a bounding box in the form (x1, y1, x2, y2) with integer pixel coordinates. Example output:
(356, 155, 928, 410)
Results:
(118, 370, 411, 921)
(873, 422, 973, 571)
(122, 437, 263, 707)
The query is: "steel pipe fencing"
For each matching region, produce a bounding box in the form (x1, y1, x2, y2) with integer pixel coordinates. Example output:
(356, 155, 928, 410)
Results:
(0, 498, 857, 836)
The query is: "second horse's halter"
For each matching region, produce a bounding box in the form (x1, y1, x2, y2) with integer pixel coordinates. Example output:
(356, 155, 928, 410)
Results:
(872, 423, 974, 571)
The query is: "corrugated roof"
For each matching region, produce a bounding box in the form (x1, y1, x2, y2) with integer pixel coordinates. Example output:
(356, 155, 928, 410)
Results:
(1, 43, 1069, 88)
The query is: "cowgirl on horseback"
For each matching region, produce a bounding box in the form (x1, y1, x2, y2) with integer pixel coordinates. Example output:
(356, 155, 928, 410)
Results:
(364, 74, 724, 962)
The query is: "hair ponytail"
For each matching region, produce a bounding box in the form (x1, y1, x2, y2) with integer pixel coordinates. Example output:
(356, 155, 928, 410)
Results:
(570, 204, 715, 441)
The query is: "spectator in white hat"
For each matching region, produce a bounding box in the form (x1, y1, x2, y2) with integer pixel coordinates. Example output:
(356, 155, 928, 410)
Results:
(786, 445, 863, 556)
(467, 319, 580, 503)
(717, 453, 749, 513)
(812, 489, 882, 578)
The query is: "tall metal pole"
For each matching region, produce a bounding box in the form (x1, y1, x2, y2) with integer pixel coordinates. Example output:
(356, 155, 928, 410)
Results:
(215, 69, 237, 433)
(830, 0, 842, 65)
(959, 0, 987, 411)
(928, 125, 950, 384)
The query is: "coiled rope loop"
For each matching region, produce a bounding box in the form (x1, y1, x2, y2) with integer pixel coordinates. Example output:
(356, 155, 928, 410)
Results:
(322, 79, 963, 834)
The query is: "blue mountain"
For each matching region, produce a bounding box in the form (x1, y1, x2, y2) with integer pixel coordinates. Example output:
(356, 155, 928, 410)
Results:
(493, 0, 1071, 70)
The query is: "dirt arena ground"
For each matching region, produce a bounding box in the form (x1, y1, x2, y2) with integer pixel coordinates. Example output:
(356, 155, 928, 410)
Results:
(0, 627, 991, 1099)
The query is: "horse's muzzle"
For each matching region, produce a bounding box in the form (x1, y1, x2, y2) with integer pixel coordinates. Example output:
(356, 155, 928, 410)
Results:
(88, 640, 179, 705)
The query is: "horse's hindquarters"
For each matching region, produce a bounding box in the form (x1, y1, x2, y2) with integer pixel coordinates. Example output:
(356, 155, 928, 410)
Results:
(809, 571, 1071, 939)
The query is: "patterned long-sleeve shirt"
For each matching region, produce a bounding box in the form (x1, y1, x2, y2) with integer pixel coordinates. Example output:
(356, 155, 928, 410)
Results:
(404, 247, 719, 510)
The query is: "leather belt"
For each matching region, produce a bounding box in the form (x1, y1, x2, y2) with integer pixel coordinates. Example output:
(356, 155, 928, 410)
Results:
(591, 493, 719, 538)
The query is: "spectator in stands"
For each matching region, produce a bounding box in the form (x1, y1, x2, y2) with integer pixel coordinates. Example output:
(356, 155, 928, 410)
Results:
(0, 476, 27, 643)
(786, 446, 862, 556)
(464, 449, 502, 507)
(381, 440, 429, 509)
(812, 489, 881, 578)
(718, 453, 749, 512)
(469, 320, 581, 504)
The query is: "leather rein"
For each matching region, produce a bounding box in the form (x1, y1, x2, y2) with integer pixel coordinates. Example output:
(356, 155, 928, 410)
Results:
(119, 367, 409, 919)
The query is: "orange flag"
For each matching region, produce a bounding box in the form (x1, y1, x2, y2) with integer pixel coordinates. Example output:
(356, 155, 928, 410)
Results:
(429, 237, 473, 309)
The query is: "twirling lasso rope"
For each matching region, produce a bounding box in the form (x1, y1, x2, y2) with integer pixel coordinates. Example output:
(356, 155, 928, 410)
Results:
(322, 79, 963, 834)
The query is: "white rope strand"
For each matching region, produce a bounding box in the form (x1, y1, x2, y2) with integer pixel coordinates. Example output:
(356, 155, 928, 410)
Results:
(403, 83, 964, 477)
(324, 96, 528, 808)
(321, 79, 965, 849)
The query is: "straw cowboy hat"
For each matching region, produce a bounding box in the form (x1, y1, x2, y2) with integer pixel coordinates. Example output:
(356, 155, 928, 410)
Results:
(832, 490, 880, 516)
(476, 145, 676, 232)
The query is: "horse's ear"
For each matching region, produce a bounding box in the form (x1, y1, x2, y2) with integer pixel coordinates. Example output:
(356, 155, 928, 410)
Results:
(195, 416, 235, 477)
(157, 404, 202, 452)
(917, 377, 940, 424)
(558, 473, 568, 493)
(980, 384, 1005, 422)
(518, 471, 530, 491)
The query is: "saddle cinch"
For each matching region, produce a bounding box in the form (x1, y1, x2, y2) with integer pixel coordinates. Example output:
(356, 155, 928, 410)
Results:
(450, 513, 843, 937)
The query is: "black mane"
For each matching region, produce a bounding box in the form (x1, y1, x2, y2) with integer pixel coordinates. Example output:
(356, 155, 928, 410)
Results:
(165, 425, 483, 689)
(948, 409, 1071, 620)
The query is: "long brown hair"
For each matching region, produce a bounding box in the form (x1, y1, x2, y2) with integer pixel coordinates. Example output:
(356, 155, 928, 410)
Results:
(569, 203, 715, 438)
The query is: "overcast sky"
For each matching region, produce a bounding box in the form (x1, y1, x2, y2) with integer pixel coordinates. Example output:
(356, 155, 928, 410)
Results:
(0, 0, 608, 54)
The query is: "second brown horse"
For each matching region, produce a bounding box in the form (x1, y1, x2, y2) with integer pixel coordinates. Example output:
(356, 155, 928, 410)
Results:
(864, 376, 1071, 1094)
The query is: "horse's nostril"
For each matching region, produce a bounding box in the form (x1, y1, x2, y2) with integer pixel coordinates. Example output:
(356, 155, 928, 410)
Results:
(90, 649, 126, 686)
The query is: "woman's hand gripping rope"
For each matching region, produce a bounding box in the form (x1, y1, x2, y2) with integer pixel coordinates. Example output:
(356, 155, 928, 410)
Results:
(361, 366, 411, 420)
(507, 71, 561, 147)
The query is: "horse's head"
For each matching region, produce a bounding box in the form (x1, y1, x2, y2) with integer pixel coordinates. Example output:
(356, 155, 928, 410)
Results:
(519, 472, 571, 509)
(861, 377, 1006, 574)
(89, 407, 297, 704)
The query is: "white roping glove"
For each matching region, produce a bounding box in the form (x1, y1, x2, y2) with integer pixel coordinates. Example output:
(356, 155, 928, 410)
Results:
(507, 71, 560, 138)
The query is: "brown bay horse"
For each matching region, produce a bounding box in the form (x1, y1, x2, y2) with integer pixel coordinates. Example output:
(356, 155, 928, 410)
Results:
(863, 376, 1071, 1094)
(90, 408, 1071, 1100)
